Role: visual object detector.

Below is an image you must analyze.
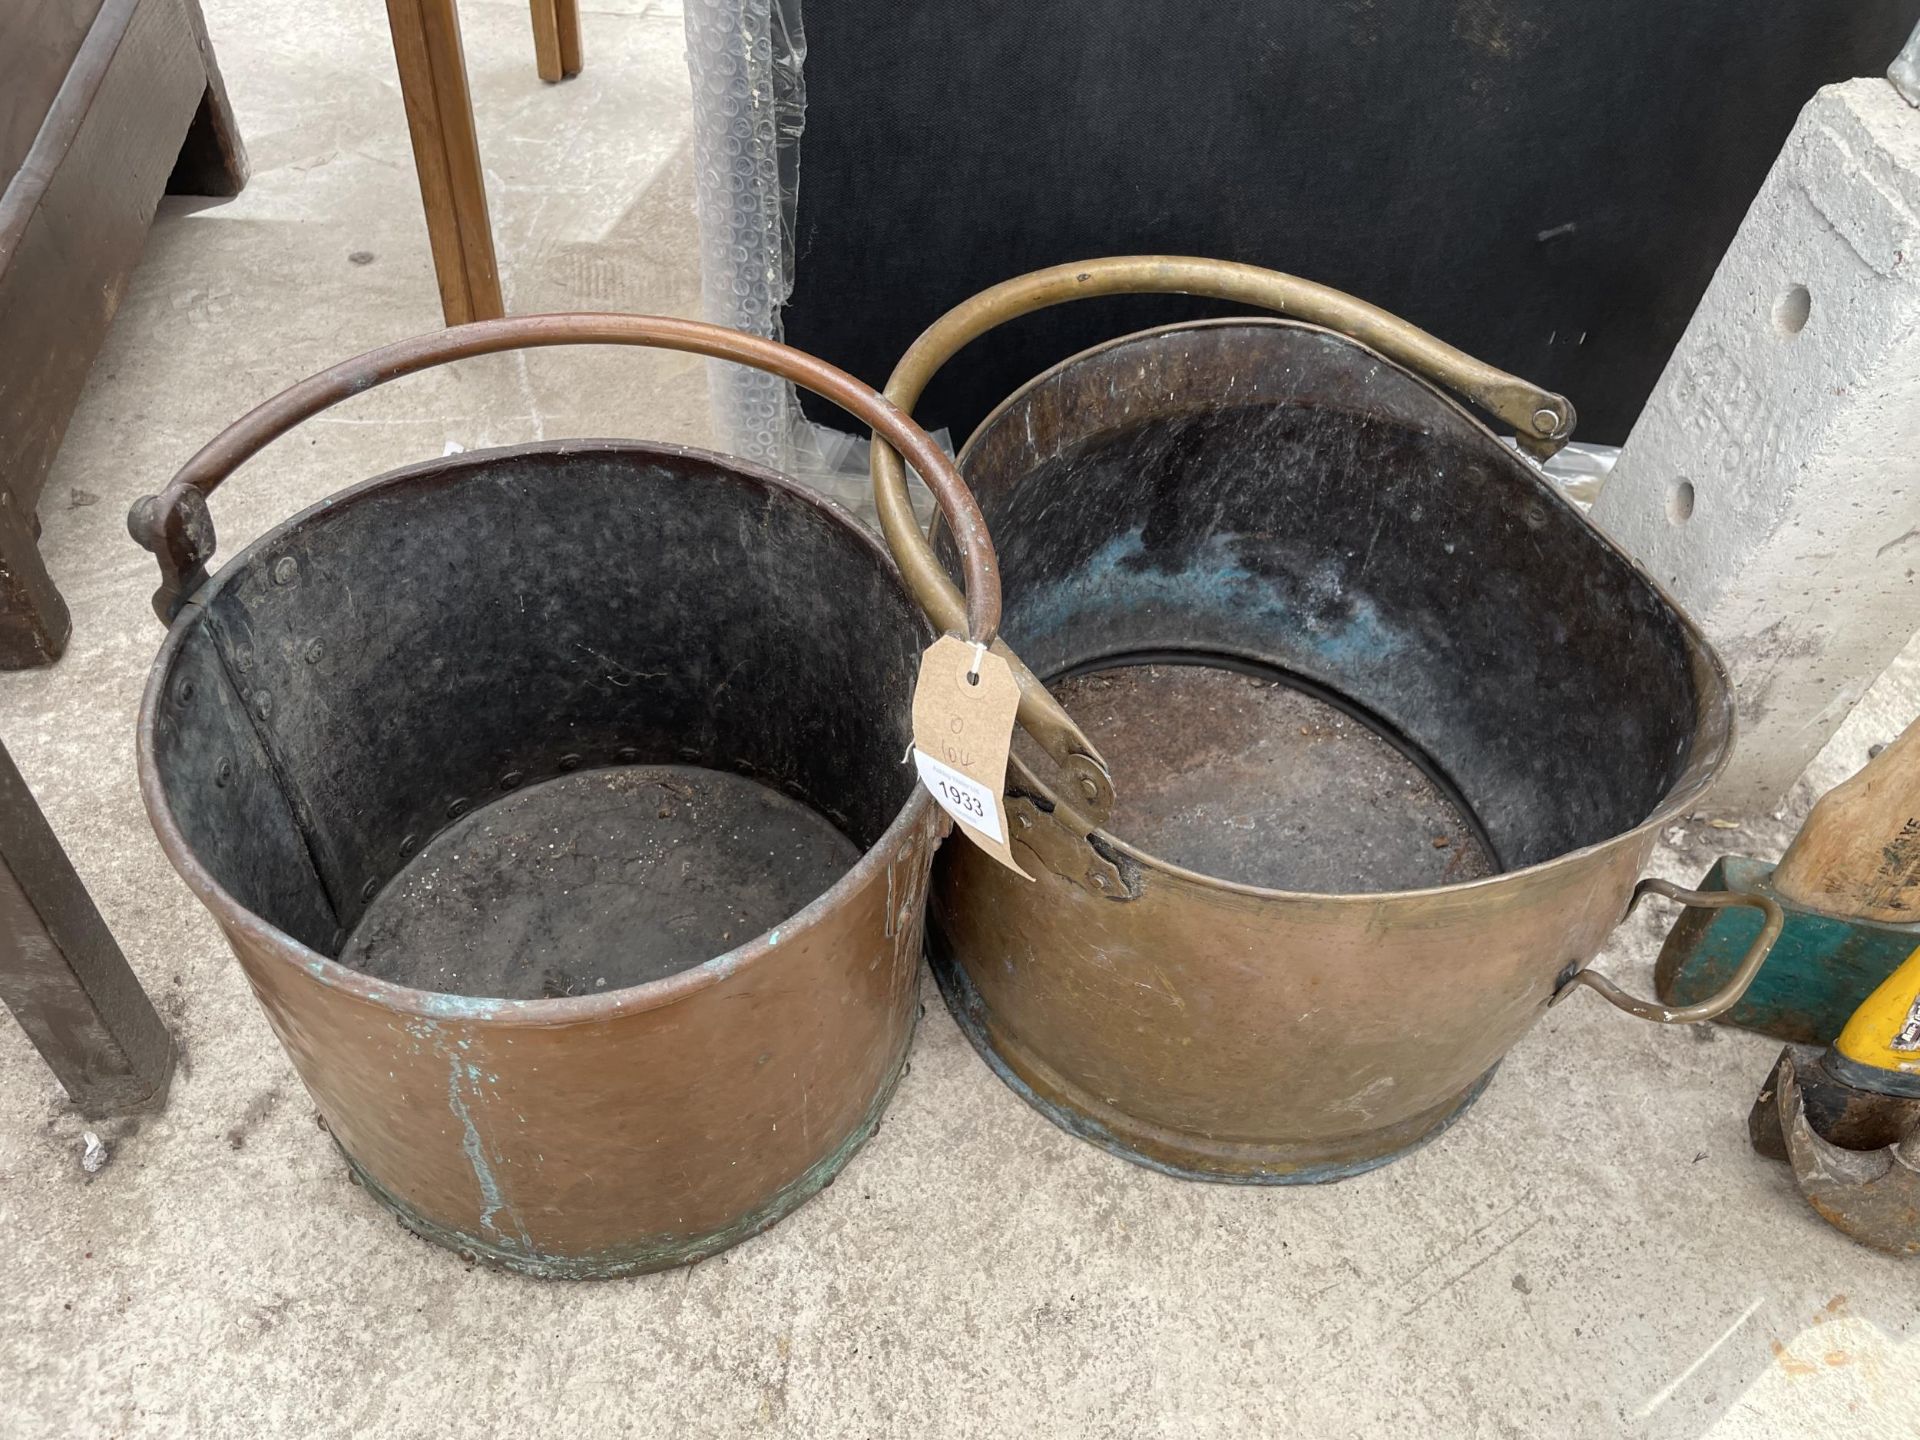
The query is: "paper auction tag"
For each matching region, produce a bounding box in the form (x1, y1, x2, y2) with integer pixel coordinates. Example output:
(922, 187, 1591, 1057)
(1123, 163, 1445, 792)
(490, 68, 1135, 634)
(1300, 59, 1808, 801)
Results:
(911, 636, 1031, 878)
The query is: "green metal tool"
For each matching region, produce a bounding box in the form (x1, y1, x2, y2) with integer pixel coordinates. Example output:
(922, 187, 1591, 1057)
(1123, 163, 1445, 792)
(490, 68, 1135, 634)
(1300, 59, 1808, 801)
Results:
(1656, 717, 1920, 1044)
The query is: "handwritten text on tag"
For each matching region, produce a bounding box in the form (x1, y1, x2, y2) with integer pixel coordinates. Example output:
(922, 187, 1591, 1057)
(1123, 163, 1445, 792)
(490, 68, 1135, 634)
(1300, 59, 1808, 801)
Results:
(909, 635, 1030, 878)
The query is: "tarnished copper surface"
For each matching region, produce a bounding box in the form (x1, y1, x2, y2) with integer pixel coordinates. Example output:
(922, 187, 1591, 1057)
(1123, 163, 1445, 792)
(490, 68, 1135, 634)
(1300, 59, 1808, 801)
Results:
(875, 261, 1736, 1182)
(867, 255, 1577, 803)
(934, 804, 1650, 1182)
(209, 811, 936, 1275)
(133, 318, 984, 1275)
(136, 451, 945, 1275)
(1025, 664, 1494, 892)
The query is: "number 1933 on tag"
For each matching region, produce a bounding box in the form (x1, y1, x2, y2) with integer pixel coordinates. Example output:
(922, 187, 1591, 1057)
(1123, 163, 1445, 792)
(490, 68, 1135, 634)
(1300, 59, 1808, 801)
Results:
(913, 751, 1004, 843)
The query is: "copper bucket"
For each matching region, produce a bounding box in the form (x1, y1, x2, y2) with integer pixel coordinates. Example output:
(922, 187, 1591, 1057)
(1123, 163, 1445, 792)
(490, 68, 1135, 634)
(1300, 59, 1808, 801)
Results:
(872, 258, 1784, 1183)
(130, 316, 999, 1275)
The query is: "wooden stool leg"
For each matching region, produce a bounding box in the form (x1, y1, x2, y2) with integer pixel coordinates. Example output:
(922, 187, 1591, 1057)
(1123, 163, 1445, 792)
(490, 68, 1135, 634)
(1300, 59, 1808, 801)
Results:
(0, 742, 173, 1115)
(530, 0, 562, 82)
(530, 0, 583, 83)
(385, 0, 504, 325)
(557, 0, 583, 78)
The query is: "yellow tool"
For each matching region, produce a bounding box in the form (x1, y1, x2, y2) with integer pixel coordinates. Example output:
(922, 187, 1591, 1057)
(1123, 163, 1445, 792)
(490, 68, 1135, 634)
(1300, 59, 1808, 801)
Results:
(1831, 946, 1920, 1089)
(1753, 945, 1920, 1255)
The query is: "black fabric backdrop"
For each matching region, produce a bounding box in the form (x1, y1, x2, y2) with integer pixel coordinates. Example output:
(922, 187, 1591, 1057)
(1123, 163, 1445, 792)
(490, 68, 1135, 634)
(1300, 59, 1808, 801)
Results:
(785, 1, 1916, 446)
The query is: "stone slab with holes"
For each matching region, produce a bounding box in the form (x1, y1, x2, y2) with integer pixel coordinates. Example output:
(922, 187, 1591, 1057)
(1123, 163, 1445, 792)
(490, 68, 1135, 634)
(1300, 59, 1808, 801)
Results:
(1592, 76, 1920, 817)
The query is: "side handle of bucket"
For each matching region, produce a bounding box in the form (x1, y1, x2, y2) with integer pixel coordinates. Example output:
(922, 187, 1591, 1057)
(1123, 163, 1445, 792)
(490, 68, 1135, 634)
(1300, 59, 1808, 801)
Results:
(869, 255, 1579, 830)
(1552, 878, 1786, 1024)
(126, 314, 1004, 653)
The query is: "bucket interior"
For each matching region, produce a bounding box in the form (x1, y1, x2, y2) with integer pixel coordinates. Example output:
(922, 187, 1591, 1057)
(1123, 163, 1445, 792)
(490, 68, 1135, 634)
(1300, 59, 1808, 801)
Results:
(148, 442, 927, 997)
(946, 320, 1713, 891)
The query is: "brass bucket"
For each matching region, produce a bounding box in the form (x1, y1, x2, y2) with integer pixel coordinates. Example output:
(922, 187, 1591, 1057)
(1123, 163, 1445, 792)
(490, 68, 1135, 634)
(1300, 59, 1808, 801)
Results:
(131, 316, 999, 1275)
(872, 258, 1783, 1183)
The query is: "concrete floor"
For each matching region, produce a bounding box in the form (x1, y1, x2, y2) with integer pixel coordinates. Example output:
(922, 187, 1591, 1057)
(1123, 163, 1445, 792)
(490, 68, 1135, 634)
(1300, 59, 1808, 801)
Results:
(3, 2, 1918, 1435)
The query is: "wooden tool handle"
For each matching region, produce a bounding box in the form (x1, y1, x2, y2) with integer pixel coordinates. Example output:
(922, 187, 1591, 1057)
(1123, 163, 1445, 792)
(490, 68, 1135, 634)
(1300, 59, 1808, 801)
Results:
(1773, 715, 1920, 923)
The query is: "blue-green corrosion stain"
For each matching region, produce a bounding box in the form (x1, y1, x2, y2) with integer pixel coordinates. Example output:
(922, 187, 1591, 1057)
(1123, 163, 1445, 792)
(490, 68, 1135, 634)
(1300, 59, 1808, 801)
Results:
(415, 991, 514, 1022)
(392, 993, 533, 1246)
(344, 1033, 916, 1280)
(1014, 529, 1404, 672)
(393, 1012, 531, 1256)
(445, 1056, 532, 1253)
(297, 962, 513, 1020)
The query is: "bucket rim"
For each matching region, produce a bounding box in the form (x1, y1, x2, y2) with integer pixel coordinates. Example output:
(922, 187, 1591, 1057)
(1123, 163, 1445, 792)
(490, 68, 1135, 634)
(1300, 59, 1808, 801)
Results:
(952, 315, 1736, 904)
(135, 437, 939, 1026)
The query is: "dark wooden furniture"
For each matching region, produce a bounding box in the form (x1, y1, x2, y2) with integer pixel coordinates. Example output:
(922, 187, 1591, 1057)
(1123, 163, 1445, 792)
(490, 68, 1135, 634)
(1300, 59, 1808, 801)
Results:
(0, 739, 174, 1115)
(0, 0, 246, 669)
(383, 0, 582, 327)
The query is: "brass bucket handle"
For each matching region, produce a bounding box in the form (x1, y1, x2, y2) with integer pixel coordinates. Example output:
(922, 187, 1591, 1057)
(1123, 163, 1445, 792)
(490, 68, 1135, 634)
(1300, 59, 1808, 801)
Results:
(1554, 878, 1786, 1024)
(128, 313, 1003, 650)
(870, 256, 1579, 824)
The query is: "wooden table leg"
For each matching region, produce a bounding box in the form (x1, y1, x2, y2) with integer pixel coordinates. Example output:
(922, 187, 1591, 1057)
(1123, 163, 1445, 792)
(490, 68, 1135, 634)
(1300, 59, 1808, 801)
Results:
(530, 0, 583, 83)
(0, 741, 173, 1116)
(385, 0, 504, 325)
(0, 497, 70, 669)
(168, 0, 249, 196)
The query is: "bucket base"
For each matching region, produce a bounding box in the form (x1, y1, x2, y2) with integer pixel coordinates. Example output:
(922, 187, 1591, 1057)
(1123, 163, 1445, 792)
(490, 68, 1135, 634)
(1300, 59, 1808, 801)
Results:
(1035, 658, 1497, 891)
(338, 1016, 913, 1279)
(340, 764, 861, 1000)
(929, 927, 1494, 1184)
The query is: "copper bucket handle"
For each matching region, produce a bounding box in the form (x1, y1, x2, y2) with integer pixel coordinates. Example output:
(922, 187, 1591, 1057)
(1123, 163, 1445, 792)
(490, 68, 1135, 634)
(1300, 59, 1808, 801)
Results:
(870, 256, 1579, 824)
(1554, 878, 1786, 1024)
(128, 313, 1003, 651)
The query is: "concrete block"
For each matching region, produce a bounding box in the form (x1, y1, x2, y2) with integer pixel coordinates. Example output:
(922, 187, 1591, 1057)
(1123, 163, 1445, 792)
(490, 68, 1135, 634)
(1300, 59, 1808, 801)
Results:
(1591, 77, 1920, 816)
